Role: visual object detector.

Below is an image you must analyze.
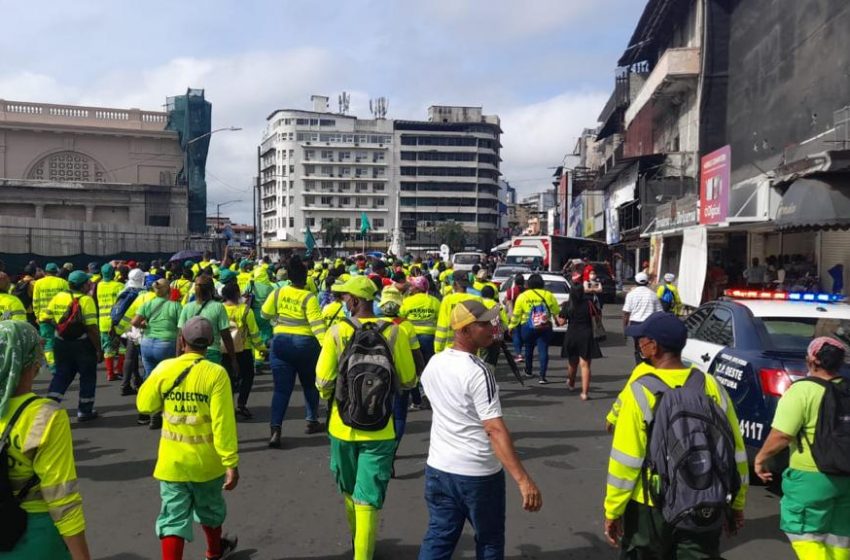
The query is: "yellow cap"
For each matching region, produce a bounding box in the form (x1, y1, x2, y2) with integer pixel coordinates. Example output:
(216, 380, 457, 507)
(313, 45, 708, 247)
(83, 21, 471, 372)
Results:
(331, 275, 377, 301)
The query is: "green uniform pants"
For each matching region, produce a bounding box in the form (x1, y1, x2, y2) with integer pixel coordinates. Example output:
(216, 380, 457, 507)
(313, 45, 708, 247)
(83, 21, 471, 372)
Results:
(156, 476, 227, 541)
(329, 436, 396, 510)
(619, 501, 721, 560)
(38, 322, 55, 368)
(781, 468, 850, 560)
(99, 332, 124, 358)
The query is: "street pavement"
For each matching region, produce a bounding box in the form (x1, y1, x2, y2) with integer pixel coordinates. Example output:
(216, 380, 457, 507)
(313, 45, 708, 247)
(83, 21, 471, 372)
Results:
(45, 308, 796, 559)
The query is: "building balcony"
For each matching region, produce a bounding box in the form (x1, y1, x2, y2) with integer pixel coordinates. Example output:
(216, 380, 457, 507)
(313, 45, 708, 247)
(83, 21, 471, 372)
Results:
(0, 99, 171, 134)
(624, 47, 700, 128)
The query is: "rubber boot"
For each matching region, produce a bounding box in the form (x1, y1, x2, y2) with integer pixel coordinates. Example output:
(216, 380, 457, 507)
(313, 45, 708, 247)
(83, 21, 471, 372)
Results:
(353, 504, 379, 560)
(105, 356, 116, 381)
(344, 494, 357, 536)
(116, 354, 126, 380)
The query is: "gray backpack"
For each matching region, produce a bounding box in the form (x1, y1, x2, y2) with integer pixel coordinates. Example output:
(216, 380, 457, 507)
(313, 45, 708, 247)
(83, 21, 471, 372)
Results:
(635, 369, 741, 532)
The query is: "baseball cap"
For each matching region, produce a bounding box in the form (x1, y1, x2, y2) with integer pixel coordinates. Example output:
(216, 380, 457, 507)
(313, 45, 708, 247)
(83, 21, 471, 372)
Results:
(62, 262, 74, 271)
(101, 263, 115, 281)
(664, 273, 676, 282)
(181, 316, 214, 348)
(67, 270, 90, 288)
(635, 272, 649, 285)
(332, 275, 377, 301)
(126, 268, 146, 289)
(624, 311, 688, 352)
(380, 286, 403, 308)
(45, 262, 59, 273)
(451, 300, 500, 330)
(87, 262, 99, 273)
(219, 269, 237, 283)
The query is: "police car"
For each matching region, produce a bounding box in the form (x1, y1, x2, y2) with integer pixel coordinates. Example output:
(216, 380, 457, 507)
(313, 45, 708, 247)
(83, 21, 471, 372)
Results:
(681, 289, 850, 469)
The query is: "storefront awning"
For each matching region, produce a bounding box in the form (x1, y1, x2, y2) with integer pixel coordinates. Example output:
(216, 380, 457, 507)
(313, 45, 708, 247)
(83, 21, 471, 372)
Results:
(775, 175, 850, 231)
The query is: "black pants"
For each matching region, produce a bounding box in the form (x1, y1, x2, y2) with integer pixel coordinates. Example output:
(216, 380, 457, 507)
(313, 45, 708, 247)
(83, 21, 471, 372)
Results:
(121, 340, 142, 391)
(224, 350, 255, 406)
(628, 321, 644, 364)
(620, 501, 722, 560)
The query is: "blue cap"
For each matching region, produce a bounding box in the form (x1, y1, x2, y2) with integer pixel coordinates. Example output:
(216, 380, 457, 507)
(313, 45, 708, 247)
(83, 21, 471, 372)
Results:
(624, 311, 688, 352)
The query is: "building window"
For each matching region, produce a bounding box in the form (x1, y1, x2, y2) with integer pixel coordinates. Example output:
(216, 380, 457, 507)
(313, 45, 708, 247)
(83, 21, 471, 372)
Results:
(319, 119, 336, 126)
(375, 198, 385, 207)
(339, 182, 351, 191)
(373, 184, 385, 192)
(307, 217, 315, 227)
(339, 151, 351, 160)
(341, 197, 351, 206)
(305, 196, 315, 204)
(321, 150, 333, 159)
(341, 167, 351, 176)
(374, 218, 384, 228)
(321, 196, 333, 205)
(356, 218, 362, 229)
(322, 165, 332, 175)
(289, 217, 294, 227)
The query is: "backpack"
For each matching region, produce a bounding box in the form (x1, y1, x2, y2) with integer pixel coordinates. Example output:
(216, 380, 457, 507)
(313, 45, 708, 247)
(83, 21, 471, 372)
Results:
(0, 396, 40, 551)
(226, 305, 251, 354)
(334, 318, 398, 431)
(11, 280, 31, 311)
(110, 288, 140, 328)
(796, 377, 850, 475)
(635, 369, 741, 532)
(660, 287, 675, 312)
(526, 290, 553, 331)
(56, 294, 87, 340)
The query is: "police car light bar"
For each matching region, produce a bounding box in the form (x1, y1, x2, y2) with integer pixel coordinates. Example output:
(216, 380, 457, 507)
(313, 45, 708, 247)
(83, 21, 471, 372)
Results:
(724, 289, 845, 302)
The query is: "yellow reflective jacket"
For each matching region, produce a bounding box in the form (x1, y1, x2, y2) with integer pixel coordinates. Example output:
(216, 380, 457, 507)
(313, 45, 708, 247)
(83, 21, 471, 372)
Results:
(115, 290, 156, 335)
(0, 395, 85, 536)
(261, 285, 325, 342)
(604, 368, 748, 520)
(321, 300, 346, 329)
(657, 283, 683, 315)
(95, 280, 124, 333)
(223, 302, 262, 352)
(508, 289, 559, 331)
(434, 292, 483, 352)
(32, 276, 69, 322)
(44, 292, 98, 331)
(315, 317, 417, 442)
(399, 293, 441, 336)
(0, 293, 27, 322)
(137, 352, 239, 482)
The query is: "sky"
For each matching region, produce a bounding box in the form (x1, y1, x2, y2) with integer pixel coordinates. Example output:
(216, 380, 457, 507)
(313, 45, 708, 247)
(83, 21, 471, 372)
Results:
(0, 0, 646, 223)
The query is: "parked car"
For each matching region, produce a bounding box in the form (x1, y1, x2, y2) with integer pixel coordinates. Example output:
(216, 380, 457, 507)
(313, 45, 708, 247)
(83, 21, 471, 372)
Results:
(681, 289, 850, 473)
(491, 265, 531, 288)
(451, 251, 486, 274)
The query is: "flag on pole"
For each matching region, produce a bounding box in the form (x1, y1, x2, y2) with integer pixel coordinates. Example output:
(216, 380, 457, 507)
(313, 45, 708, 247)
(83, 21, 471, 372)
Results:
(305, 225, 316, 257)
(360, 212, 372, 235)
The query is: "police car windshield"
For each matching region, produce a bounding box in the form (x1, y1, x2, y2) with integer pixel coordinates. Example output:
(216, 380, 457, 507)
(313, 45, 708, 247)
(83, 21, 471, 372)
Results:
(544, 280, 568, 294)
(760, 317, 850, 353)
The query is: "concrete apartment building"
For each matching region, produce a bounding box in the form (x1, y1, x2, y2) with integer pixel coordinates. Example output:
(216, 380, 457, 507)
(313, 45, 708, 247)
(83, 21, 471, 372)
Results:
(258, 97, 501, 257)
(0, 95, 204, 263)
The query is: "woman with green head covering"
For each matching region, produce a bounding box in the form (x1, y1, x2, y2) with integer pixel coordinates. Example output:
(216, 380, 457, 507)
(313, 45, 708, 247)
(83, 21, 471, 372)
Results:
(0, 321, 91, 560)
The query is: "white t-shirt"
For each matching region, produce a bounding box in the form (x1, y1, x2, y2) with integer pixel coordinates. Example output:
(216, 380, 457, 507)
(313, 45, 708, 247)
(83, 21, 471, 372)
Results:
(623, 285, 662, 322)
(421, 348, 503, 476)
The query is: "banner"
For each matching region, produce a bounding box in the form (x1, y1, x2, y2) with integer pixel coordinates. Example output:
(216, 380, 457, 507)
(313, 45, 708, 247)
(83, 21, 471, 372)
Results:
(700, 145, 731, 225)
(678, 226, 708, 307)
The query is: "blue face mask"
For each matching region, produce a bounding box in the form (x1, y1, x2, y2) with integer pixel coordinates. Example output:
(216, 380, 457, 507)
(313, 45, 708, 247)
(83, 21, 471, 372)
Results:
(342, 304, 352, 319)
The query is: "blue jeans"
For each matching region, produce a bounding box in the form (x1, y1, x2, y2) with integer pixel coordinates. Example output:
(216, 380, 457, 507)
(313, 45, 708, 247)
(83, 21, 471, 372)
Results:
(269, 333, 321, 427)
(140, 338, 176, 380)
(394, 391, 409, 443)
(417, 334, 435, 363)
(48, 338, 98, 415)
(512, 328, 523, 356)
(520, 325, 552, 379)
(419, 465, 506, 560)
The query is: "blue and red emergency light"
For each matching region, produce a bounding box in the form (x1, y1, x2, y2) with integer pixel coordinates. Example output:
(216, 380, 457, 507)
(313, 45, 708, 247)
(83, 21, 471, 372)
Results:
(723, 289, 845, 303)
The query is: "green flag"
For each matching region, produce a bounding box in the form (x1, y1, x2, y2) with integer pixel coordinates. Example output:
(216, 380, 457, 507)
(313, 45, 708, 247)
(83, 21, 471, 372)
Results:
(360, 211, 372, 235)
(305, 225, 316, 257)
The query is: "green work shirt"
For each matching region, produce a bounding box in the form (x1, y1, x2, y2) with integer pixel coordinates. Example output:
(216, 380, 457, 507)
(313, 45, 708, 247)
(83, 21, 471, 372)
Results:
(138, 297, 182, 342)
(178, 300, 230, 353)
(772, 378, 845, 473)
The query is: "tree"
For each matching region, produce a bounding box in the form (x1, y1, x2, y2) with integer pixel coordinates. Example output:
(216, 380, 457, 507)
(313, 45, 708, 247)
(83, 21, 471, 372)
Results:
(436, 221, 466, 253)
(322, 219, 346, 252)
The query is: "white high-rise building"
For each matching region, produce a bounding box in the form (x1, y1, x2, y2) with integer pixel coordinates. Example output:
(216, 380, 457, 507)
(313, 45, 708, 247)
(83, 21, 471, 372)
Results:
(259, 95, 394, 259)
(258, 97, 501, 258)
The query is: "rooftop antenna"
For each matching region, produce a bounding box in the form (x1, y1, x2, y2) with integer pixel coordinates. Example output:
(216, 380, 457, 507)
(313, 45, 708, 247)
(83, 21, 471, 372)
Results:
(369, 97, 388, 119)
(338, 91, 350, 115)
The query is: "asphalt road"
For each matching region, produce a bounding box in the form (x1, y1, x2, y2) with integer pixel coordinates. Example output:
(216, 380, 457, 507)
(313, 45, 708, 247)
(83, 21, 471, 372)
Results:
(43, 309, 796, 560)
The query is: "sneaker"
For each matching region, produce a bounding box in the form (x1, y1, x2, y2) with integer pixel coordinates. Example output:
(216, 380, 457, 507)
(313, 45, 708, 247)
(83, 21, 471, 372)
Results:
(268, 427, 282, 449)
(207, 534, 238, 560)
(235, 406, 253, 420)
(538, 379, 549, 384)
(305, 421, 326, 435)
(137, 414, 150, 425)
(77, 411, 99, 422)
(408, 403, 422, 411)
(514, 355, 524, 363)
(420, 396, 431, 410)
(149, 415, 163, 430)
(121, 386, 138, 397)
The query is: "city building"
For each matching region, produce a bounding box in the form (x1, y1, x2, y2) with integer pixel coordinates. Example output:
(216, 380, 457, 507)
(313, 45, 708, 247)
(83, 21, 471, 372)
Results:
(258, 97, 502, 258)
(0, 94, 209, 267)
(396, 106, 502, 251)
(259, 95, 394, 260)
(206, 216, 255, 253)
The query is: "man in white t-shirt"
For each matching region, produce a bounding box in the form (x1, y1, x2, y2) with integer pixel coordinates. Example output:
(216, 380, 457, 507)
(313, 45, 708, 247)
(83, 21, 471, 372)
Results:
(419, 300, 542, 560)
(622, 272, 662, 363)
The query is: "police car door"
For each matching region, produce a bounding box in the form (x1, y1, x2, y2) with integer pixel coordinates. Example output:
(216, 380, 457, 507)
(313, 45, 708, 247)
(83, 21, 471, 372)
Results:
(682, 305, 734, 372)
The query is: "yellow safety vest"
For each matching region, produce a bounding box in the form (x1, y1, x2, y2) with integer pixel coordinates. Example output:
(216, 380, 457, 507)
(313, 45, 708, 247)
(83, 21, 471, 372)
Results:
(32, 276, 69, 322)
(434, 292, 482, 352)
(261, 285, 326, 342)
(95, 280, 124, 332)
(399, 293, 441, 336)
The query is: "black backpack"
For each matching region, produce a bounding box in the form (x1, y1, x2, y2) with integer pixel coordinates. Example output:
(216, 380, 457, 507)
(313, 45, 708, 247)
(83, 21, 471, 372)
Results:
(11, 281, 31, 311)
(796, 377, 850, 475)
(0, 396, 40, 551)
(636, 370, 741, 532)
(56, 294, 87, 340)
(334, 318, 398, 431)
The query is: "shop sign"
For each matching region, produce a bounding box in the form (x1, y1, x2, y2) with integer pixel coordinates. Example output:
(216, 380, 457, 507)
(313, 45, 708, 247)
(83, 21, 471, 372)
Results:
(700, 145, 731, 224)
(605, 192, 620, 245)
(568, 196, 583, 237)
(655, 195, 699, 232)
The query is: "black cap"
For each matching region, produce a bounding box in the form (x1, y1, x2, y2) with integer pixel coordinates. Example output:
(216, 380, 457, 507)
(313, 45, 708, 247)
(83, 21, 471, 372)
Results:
(624, 312, 688, 352)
